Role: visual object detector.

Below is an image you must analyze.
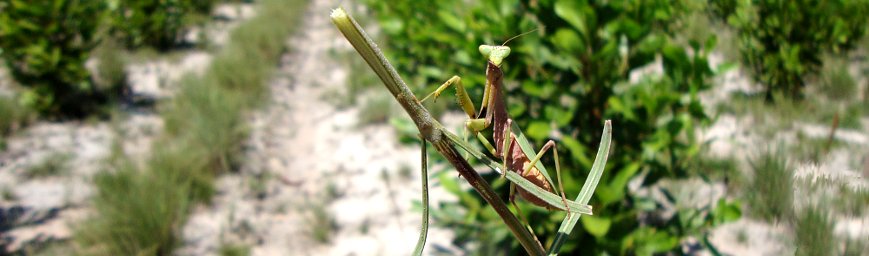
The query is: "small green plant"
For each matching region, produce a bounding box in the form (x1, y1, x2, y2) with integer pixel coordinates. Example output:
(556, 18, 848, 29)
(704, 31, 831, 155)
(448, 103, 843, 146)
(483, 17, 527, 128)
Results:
(24, 153, 72, 178)
(75, 157, 193, 256)
(843, 236, 868, 256)
(248, 171, 271, 199)
(218, 243, 251, 256)
(162, 74, 247, 174)
(0, 0, 109, 116)
(92, 40, 129, 98)
(818, 54, 857, 102)
(1, 187, 16, 201)
(304, 200, 337, 244)
(0, 95, 31, 135)
(746, 148, 793, 222)
(831, 184, 869, 217)
(717, 0, 869, 100)
(688, 153, 744, 191)
(794, 205, 835, 256)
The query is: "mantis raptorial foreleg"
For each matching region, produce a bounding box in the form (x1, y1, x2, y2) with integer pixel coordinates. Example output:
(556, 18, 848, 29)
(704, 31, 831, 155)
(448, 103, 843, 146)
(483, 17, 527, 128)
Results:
(421, 75, 493, 149)
(421, 75, 476, 119)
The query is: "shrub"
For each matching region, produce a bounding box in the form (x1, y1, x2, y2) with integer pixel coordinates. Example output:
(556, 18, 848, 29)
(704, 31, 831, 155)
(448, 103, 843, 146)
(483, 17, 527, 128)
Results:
(364, 0, 738, 254)
(110, 0, 197, 50)
(716, 0, 869, 100)
(0, 0, 108, 116)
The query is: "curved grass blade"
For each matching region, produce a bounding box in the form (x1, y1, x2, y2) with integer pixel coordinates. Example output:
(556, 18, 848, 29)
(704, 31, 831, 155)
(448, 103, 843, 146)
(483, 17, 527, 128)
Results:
(547, 120, 612, 255)
(413, 136, 429, 256)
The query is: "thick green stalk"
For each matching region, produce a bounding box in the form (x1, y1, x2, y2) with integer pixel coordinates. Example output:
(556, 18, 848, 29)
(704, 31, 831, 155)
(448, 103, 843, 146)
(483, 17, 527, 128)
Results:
(330, 7, 546, 256)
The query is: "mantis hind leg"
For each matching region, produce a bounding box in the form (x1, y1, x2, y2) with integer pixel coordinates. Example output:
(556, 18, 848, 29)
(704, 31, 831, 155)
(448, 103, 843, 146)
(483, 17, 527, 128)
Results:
(523, 140, 571, 215)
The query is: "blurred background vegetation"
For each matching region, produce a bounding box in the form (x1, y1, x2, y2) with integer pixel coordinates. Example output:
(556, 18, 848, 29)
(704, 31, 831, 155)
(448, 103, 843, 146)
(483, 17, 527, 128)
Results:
(1, 0, 868, 255)
(361, 0, 868, 255)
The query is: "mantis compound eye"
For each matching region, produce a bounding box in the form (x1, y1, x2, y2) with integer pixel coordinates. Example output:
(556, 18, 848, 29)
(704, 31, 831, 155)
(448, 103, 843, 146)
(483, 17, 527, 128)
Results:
(478, 45, 511, 66)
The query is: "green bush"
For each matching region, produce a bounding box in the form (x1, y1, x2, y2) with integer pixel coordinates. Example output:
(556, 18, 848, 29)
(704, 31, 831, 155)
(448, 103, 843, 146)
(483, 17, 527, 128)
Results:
(0, 0, 108, 116)
(716, 0, 869, 100)
(109, 0, 205, 50)
(364, 0, 738, 254)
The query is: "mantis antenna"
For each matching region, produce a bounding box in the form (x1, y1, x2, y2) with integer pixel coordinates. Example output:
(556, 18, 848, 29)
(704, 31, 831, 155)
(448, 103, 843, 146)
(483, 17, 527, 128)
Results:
(501, 27, 541, 46)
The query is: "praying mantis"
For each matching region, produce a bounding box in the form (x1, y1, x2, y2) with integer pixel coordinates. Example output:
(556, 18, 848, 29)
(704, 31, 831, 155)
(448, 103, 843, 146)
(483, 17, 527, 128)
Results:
(421, 44, 573, 212)
(331, 8, 611, 255)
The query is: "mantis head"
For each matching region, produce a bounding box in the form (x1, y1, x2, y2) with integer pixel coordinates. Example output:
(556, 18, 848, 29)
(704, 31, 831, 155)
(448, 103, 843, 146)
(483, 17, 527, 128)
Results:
(479, 45, 511, 67)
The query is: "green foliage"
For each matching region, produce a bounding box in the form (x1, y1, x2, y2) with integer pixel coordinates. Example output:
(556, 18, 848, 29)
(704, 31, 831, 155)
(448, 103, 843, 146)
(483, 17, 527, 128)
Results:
(0, 0, 108, 116)
(109, 0, 210, 50)
(746, 148, 793, 222)
(716, 0, 869, 100)
(794, 205, 835, 256)
(364, 0, 737, 254)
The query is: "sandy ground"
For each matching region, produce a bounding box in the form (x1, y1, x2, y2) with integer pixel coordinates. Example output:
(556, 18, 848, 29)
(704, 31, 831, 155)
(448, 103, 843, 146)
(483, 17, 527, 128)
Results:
(178, 1, 461, 255)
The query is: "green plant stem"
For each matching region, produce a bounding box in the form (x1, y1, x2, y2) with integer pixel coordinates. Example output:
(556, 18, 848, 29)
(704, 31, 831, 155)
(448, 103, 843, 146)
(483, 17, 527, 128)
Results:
(413, 135, 429, 256)
(331, 7, 546, 256)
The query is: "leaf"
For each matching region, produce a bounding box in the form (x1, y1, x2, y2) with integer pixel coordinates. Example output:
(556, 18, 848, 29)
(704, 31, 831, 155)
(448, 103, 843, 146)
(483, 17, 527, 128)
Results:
(713, 199, 742, 224)
(596, 163, 639, 205)
(551, 28, 584, 54)
(526, 121, 550, 140)
(548, 121, 612, 255)
(625, 227, 680, 255)
(580, 215, 611, 237)
(560, 136, 590, 167)
(554, 0, 587, 36)
(437, 10, 466, 33)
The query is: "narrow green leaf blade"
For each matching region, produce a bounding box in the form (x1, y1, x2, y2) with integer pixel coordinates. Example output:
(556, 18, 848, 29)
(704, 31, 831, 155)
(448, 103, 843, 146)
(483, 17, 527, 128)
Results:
(548, 120, 612, 255)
